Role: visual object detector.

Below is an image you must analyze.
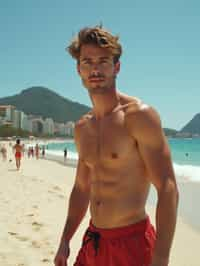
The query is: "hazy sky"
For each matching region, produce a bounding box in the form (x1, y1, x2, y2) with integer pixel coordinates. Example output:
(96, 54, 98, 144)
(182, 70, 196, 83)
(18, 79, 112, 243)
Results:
(1, 0, 200, 130)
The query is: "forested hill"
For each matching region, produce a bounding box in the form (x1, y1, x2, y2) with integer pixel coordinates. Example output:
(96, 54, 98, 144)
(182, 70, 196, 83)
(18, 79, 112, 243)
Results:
(0, 87, 91, 123)
(180, 113, 200, 134)
(1, 87, 199, 135)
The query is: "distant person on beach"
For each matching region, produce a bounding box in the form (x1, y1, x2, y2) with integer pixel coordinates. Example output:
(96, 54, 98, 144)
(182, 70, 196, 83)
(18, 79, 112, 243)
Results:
(1, 144, 7, 161)
(35, 144, 40, 159)
(27, 147, 31, 158)
(13, 139, 23, 170)
(42, 146, 45, 158)
(64, 148, 67, 162)
(31, 147, 34, 157)
(22, 143, 25, 157)
(55, 26, 179, 266)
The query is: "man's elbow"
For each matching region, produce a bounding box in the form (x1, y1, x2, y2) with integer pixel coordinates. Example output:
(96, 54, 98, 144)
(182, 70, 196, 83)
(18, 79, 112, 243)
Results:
(159, 178, 179, 207)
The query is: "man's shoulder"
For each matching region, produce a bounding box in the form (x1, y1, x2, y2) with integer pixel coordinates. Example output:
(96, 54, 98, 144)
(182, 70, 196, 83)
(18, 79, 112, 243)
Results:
(118, 92, 152, 117)
(75, 111, 93, 132)
(119, 94, 161, 133)
(124, 101, 158, 120)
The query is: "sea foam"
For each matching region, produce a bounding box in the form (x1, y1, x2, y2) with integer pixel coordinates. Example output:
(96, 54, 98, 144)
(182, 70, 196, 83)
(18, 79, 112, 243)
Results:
(173, 163, 200, 183)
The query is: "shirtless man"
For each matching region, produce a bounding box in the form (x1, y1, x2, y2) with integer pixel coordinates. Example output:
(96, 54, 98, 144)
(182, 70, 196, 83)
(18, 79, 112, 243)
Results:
(54, 26, 179, 266)
(13, 139, 23, 170)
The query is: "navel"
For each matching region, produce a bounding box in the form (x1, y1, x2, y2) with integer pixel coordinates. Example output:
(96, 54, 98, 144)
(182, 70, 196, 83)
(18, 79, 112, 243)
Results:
(111, 152, 118, 159)
(96, 200, 101, 206)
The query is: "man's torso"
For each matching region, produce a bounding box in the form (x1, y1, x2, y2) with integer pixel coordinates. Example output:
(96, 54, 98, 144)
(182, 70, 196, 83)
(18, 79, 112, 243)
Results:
(14, 144, 22, 153)
(76, 97, 151, 228)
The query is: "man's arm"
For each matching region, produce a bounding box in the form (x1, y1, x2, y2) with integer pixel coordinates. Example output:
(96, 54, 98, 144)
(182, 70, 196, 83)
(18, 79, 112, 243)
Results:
(126, 105, 179, 266)
(54, 123, 91, 266)
(54, 158, 90, 266)
(61, 159, 90, 242)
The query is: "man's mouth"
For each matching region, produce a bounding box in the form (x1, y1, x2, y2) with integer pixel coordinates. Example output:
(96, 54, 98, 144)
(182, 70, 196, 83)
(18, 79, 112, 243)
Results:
(89, 78, 104, 82)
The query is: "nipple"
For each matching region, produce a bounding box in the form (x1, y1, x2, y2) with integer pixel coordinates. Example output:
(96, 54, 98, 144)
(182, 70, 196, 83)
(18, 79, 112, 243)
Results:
(111, 153, 118, 159)
(96, 201, 101, 206)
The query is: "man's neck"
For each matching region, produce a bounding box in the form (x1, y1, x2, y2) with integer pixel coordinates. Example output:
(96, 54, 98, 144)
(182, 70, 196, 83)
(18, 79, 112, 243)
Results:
(89, 88, 120, 120)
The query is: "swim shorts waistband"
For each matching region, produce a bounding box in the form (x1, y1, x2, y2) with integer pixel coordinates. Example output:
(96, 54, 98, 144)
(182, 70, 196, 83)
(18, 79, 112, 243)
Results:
(89, 216, 151, 239)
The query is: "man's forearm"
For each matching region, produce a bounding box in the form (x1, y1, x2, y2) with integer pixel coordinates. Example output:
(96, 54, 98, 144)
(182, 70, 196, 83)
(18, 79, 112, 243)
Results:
(152, 179, 179, 264)
(61, 186, 90, 243)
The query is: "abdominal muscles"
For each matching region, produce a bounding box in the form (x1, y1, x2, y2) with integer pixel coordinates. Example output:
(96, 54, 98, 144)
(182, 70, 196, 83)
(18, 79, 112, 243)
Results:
(89, 167, 150, 228)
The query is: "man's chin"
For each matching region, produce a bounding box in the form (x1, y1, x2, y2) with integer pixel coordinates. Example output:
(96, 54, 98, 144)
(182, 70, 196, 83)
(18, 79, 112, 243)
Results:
(87, 86, 107, 94)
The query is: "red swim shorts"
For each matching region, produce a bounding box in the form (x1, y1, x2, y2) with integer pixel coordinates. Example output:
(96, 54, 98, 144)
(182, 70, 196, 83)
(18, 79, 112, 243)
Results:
(74, 216, 156, 266)
(15, 152, 21, 158)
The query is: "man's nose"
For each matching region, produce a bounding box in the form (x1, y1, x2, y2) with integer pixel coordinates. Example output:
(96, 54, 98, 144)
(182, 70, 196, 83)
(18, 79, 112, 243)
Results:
(90, 66, 101, 76)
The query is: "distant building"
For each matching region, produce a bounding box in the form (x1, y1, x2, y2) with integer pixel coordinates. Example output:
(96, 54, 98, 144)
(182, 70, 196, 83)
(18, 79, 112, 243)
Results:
(0, 116, 5, 126)
(0, 105, 75, 137)
(0, 105, 15, 122)
(44, 118, 54, 135)
(66, 121, 75, 136)
(175, 132, 192, 138)
(32, 118, 44, 135)
(13, 110, 24, 129)
(21, 114, 32, 132)
(54, 123, 64, 136)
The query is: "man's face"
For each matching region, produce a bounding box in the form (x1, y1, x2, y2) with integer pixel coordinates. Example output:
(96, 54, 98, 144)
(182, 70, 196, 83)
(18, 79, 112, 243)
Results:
(77, 44, 120, 94)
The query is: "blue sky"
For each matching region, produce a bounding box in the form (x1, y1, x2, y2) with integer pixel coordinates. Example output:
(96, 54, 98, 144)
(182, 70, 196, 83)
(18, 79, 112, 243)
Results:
(0, 0, 200, 130)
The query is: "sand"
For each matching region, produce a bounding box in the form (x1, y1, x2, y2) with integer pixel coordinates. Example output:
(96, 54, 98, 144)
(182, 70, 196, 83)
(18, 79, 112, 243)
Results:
(0, 142, 200, 266)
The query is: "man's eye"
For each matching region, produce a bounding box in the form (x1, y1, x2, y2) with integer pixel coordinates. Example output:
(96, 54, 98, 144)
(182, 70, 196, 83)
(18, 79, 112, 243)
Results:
(82, 61, 90, 65)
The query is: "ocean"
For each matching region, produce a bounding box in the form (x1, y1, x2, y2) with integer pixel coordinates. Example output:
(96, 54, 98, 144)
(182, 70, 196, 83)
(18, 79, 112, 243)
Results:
(46, 138, 200, 183)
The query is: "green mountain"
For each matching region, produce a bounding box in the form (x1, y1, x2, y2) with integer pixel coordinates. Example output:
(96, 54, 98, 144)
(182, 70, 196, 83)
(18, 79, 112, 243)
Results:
(0, 87, 91, 123)
(163, 128, 178, 136)
(180, 113, 200, 134)
(1, 87, 198, 135)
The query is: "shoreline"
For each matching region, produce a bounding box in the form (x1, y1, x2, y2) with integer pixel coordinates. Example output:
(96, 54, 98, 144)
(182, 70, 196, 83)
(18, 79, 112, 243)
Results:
(37, 147, 200, 233)
(22, 140, 200, 232)
(1, 142, 200, 265)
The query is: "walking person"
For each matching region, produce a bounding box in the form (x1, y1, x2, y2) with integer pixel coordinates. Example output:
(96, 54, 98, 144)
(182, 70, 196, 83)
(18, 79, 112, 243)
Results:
(13, 139, 23, 170)
(54, 25, 179, 266)
(64, 148, 67, 162)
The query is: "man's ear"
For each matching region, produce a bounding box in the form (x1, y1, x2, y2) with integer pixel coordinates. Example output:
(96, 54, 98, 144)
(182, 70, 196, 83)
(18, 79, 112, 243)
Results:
(77, 63, 81, 75)
(114, 61, 120, 75)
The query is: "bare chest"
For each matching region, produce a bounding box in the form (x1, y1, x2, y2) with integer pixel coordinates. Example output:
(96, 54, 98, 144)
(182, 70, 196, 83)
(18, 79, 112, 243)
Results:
(78, 113, 135, 167)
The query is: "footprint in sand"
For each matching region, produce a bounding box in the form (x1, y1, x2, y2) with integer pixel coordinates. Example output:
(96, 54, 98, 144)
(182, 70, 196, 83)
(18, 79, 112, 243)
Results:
(48, 189, 65, 199)
(49, 250, 54, 255)
(8, 231, 17, 236)
(26, 213, 34, 217)
(32, 221, 43, 231)
(0, 253, 6, 259)
(58, 194, 65, 199)
(8, 232, 29, 242)
(16, 235, 29, 242)
(31, 240, 41, 248)
(52, 185, 61, 191)
(41, 258, 51, 263)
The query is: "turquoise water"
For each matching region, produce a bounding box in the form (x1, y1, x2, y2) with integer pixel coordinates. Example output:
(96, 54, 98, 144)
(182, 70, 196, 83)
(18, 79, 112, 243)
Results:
(47, 141, 77, 153)
(47, 138, 200, 166)
(46, 138, 200, 182)
(168, 138, 200, 166)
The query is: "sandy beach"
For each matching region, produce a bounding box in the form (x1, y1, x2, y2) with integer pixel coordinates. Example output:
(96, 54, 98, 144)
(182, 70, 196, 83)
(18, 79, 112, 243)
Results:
(0, 142, 200, 266)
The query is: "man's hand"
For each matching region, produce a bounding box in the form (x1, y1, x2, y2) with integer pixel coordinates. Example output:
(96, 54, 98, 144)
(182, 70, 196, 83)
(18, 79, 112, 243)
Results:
(54, 240, 70, 266)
